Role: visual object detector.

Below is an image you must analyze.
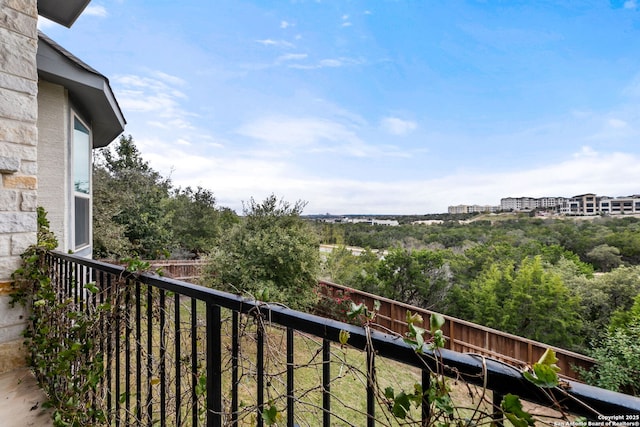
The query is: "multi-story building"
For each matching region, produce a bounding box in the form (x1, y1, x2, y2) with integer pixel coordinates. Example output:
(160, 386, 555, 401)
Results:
(599, 195, 640, 215)
(448, 204, 498, 214)
(561, 193, 598, 215)
(500, 197, 539, 211)
(461, 194, 640, 216)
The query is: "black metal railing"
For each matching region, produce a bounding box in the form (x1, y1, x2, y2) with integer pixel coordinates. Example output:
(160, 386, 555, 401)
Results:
(39, 251, 640, 426)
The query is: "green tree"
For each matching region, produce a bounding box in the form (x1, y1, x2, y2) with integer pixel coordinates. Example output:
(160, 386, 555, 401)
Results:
(94, 135, 173, 258)
(586, 244, 623, 272)
(459, 257, 583, 348)
(570, 266, 640, 345)
(322, 246, 379, 291)
(93, 166, 132, 258)
(582, 308, 640, 396)
(501, 256, 582, 348)
(166, 186, 238, 258)
(202, 195, 320, 310)
(375, 247, 450, 309)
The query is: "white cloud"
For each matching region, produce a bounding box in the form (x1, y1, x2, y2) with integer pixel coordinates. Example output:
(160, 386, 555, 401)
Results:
(83, 5, 108, 17)
(380, 117, 418, 136)
(607, 118, 628, 129)
(113, 72, 202, 138)
(151, 71, 187, 87)
(624, 0, 638, 10)
(586, 114, 637, 141)
(237, 116, 361, 149)
(256, 39, 294, 48)
(319, 59, 343, 67)
(288, 57, 361, 69)
(277, 53, 308, 63)
(280, 20, 292, 29)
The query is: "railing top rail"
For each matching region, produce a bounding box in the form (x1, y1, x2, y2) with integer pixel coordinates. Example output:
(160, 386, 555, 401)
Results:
(53, 252, 640, 416)
(319, 280, 597, 363)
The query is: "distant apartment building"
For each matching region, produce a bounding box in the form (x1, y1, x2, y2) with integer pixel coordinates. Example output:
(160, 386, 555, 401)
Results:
(447, 204, 498, 214)
(489, 193, 640, 216)
(500, 196, 569, 212)
(500, 197, 538, 211)
(559, 193, 596, 215)
(599, 195, 640, 215)
(323, 217, 400, 226)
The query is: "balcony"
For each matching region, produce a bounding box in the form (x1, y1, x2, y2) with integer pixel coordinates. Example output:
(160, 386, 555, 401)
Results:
(18, 251, 640, 426)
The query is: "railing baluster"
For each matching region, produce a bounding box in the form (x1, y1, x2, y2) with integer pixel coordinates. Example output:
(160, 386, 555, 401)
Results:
(422, 369, 431, 426)
(135, 281, 142, 423)
(323, 338, 331, 427)
(257, 323, 265, 427)
(105, 272, 115, 425)
(125, 279, 132, 426)
(367, 345, 375, 427)
(493, 391, 504, 427)
(174, 292, 182, 427)
(287, 327, 294, 427)
(147, 285, 154, 425)
(191, 297, 198, 427)
(206, 303, 222, 427)
(231, 311, 240, 425)
(159, 289, 166, 426)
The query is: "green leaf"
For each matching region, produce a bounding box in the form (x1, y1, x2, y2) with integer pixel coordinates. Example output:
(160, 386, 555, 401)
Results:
(523, 363, 560, 388)
(84, 283, 99, 294)
(338, 329, 350, 346)
(501, 393, 534, 427)
(430, 313, 445, 335)
(537, 348, 561, 373)
(392, 392, 411, 419)
(523, 348, 560, 387)
(406, 311, 424, 325)
(347, 302, 364, 319)
(384, 386, 395, 399)
(263, 404, 278, 425)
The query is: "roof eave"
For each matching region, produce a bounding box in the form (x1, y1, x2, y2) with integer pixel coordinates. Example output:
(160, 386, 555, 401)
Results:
(38, 0, 92, 28)
(37, 33, 126, 148)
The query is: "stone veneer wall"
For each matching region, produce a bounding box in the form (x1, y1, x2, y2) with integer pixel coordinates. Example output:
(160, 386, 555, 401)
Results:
(0, 0, 39, 373)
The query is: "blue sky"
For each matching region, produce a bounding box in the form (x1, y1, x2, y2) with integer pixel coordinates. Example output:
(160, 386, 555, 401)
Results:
(41, 0, 640, 214)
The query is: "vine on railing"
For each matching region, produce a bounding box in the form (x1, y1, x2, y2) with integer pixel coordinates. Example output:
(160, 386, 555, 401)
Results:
(338, 298, 592, 426)
(11, 208, 110, 426)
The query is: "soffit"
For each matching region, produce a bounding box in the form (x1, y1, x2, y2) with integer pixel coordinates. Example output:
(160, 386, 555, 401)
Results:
(38, 0, 91, 27)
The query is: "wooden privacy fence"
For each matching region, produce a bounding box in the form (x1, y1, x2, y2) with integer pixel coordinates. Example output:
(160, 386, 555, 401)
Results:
(147, 259, 207, 282)
(317, 280, 596, 381)
(137, 260, 595, 381)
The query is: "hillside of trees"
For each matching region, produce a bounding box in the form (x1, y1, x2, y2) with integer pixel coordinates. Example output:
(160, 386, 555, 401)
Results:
(94, 135, 640, 395)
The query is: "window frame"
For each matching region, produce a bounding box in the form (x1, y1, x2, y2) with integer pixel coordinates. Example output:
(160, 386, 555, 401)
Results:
(71, 112, 92, 252)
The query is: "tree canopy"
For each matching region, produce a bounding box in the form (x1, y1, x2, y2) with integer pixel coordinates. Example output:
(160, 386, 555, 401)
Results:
(93, 135, 236, 259)
(201, 195, 321, 310)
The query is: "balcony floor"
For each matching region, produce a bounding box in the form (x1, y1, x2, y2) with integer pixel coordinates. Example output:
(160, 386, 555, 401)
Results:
(0, 368, 52, 427)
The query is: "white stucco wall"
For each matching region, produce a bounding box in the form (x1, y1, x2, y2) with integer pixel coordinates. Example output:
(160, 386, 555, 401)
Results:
(37, 80, 70, 252)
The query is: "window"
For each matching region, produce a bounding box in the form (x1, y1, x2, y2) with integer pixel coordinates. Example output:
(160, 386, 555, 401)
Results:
(73, 116, 91, 249)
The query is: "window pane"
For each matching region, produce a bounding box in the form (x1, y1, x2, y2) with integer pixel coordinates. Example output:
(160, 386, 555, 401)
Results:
(75, 196, 90, 248)
(73, 118, 90, 194)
